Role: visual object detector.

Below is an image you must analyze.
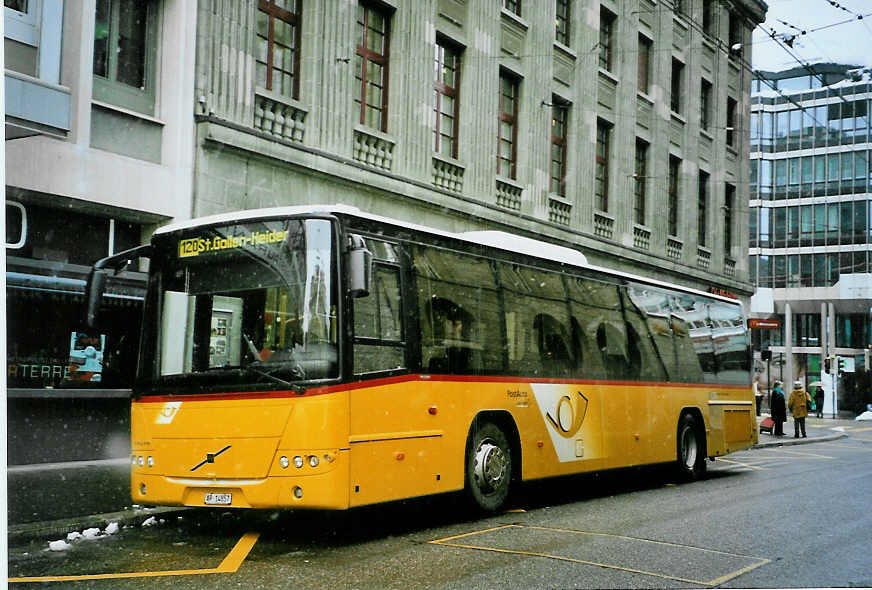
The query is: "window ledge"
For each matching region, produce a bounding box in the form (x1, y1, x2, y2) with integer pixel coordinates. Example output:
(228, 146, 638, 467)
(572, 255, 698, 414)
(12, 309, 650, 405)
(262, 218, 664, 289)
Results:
(92, 99, 165, 126)
(432, 152, 465, 170)
(553, 41, 576, 60)
(500, 8, 529, 30)
(254, 86, 308, 114)
(670, 111, 687, 125)
(637, 91, 655, 105)
(598, 68, 620, 86)
(354, 124, 396, 146)
(495, 175, 524, 191)
(700, 128, 713, 140)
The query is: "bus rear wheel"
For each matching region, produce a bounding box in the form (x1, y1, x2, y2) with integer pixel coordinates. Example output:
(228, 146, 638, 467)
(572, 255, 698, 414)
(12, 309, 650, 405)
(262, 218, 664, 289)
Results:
(465, 421, 512, 513)
(676, 413, 706, 482)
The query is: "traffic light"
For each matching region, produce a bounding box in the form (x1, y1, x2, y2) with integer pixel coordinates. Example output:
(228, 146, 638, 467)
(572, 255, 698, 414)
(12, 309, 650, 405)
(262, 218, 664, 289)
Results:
(824, 357, 831, 374)
(838, 357, 846, 373)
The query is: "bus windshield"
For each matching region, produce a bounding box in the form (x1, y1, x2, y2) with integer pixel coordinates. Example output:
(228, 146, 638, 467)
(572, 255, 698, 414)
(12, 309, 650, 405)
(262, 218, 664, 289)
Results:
(145, 217, 337, 388)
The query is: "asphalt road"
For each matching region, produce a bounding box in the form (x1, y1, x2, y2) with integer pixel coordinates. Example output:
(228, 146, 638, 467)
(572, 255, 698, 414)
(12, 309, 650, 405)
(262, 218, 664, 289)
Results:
(8, 424, 872, 589)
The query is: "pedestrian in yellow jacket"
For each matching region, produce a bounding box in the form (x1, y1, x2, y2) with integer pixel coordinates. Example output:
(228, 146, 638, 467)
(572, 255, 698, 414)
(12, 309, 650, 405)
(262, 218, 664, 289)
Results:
(788, 380, 812, 438)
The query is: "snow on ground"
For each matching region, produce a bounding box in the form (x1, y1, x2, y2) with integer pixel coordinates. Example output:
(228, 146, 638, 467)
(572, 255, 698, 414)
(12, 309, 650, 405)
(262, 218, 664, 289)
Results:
(47, 522, 121, 551)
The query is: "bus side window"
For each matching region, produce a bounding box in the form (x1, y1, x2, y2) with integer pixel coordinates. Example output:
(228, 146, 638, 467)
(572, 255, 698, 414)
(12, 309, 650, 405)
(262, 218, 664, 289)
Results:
(620, 286, 668, 382)
(352, 263, 405, 374)
(413, 245, 502, 375)
(533, 313, 573, 377)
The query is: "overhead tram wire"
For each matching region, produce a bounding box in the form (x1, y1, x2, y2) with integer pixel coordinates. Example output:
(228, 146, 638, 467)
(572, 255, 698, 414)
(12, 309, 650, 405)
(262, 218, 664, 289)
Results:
(818, 0, 872, 48)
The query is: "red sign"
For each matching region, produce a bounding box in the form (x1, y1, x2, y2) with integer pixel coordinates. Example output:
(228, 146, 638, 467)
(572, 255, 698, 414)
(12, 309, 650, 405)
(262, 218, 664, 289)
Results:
(708, 287, 739, 300)
(748, 318, 781, 330)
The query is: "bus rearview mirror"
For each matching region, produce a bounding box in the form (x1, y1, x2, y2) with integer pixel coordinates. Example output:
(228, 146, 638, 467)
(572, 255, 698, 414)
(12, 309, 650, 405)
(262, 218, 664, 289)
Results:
(85, 269, 108, 328)
(347, 237, 372, 298)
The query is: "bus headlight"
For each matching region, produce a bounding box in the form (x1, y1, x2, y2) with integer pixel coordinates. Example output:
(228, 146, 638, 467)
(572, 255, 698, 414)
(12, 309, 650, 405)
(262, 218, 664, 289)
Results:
(293, 456, 304, 469)
(137, 456, 145, 467)
(308, 455, 319, 468)
(279, 456, 290, 469)
(293, 486, 303, 499)
(147, 456, 154, 467)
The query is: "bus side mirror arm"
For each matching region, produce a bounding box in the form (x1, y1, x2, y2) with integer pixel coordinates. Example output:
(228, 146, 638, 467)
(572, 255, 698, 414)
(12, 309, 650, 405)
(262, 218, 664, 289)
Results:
(347, 235, 372, 299)
(86, 244, 153, 329)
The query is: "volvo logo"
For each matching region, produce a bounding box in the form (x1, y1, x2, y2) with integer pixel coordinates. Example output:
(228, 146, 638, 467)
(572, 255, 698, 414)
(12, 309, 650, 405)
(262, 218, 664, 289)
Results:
(190, 445, 231, 472)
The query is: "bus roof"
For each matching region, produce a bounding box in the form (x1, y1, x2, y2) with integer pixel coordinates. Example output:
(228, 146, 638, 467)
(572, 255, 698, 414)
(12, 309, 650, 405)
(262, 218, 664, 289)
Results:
(153, 204, 742, 308)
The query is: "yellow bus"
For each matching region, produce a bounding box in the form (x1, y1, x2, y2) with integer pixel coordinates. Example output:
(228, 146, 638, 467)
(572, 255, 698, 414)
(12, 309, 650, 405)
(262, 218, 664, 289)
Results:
(87, 205, 756, 513)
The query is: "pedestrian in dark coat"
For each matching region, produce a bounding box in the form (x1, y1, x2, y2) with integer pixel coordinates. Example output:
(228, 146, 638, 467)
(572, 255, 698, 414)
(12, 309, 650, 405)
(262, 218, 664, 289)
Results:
(770, 381, 787, 436)
(814, 387, 825, 419)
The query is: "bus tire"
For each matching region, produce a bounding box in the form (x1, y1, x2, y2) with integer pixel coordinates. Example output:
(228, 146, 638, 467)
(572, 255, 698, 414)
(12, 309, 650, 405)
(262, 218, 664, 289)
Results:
(465, 421, 512, 513)
(676, 412, 706, 482)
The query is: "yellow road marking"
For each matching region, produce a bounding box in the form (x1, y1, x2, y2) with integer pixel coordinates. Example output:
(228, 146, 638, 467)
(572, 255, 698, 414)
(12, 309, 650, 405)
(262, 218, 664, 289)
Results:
(850, 426, 872, 432)
(8, 532, 259, 583)
(429, 524, 770, 587)
(779, 448, 834, 459)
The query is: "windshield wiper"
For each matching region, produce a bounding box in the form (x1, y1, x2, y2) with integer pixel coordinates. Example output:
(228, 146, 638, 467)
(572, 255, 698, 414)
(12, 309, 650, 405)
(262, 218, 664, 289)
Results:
(241, 365, 306, 394)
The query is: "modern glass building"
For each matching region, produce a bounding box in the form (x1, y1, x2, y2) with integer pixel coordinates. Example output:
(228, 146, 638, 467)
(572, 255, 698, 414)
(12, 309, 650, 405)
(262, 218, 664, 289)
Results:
(748, 64, 872, 392)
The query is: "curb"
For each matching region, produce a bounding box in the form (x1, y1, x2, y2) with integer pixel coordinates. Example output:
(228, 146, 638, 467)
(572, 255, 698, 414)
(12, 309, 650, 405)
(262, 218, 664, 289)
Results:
(752, 432, 847, 449)
(8, 506, 193, 545)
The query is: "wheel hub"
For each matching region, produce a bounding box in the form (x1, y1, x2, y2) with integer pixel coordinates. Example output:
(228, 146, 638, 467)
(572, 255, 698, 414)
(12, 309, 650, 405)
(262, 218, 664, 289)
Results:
(473, 441, 506, 493)
(681, 427, 697, 468)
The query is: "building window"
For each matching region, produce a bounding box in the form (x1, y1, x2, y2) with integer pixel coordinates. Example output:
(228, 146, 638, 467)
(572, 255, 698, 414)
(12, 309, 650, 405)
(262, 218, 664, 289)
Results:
(728, 11, 742, 51)
(700, 79, 712, 131)
(355, 2, 390, 131)
(497, 72, 519, 179)
(255, 0, 301, 99)
(595, 119, 611, 212)
(726, 97, 738, 147)
(555, 0, 570, 46)
(724, 183, 735, 256)
(668, 155, 680, 236)
(702, 0, 714, 35)
(550, 99, 569, 195)
(598, 8, 615, 72)
(92, 0, 158, 115)
(434, 39, 461, 158)
(698, 170, 709, 247)
(5, 0, 38, 46)
(670, 58, 684, 115)
(637, 34, 651, 95)
(502, 0, 521, 16)
(634, 139, 649, 225)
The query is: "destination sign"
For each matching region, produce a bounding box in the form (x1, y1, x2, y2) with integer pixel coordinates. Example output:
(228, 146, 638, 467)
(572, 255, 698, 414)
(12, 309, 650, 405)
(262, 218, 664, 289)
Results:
(178, 229, 289, 258)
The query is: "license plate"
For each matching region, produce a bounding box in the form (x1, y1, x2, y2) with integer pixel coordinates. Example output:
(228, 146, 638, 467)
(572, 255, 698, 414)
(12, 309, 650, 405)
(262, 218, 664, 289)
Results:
(204, 492, 232, 505)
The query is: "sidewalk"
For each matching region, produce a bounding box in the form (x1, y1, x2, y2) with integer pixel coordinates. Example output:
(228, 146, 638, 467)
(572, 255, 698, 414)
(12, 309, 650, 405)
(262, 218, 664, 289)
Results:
(754, 414, 854, 448)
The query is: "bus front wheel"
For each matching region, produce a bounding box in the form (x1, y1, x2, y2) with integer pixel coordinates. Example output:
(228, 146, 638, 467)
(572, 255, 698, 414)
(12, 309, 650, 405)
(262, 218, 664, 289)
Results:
(676, 413, 706, 482)
(465, 421, 512, 513)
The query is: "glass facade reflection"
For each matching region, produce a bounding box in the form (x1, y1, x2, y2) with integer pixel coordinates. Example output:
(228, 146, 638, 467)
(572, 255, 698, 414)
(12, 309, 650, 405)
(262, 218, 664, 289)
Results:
(749, 65, 872, 359)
